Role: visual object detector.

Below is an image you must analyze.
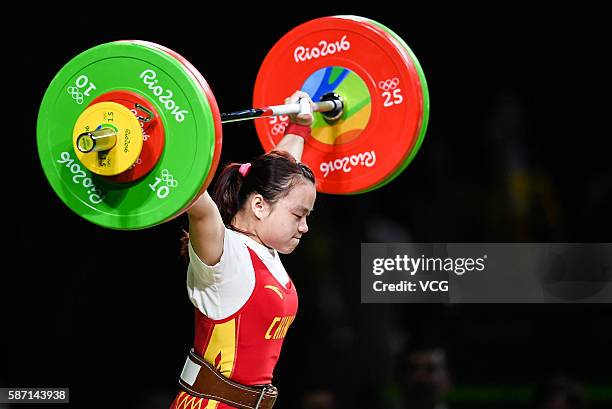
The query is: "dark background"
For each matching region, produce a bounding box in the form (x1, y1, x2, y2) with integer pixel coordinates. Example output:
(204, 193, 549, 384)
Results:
(3, 3, 611, 409)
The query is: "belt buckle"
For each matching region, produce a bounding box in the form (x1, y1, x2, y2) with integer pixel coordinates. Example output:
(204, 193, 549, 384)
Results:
(254, 385, 273, 409)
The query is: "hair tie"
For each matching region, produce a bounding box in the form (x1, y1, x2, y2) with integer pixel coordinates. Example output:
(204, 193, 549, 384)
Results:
(239, 162, 252, 177)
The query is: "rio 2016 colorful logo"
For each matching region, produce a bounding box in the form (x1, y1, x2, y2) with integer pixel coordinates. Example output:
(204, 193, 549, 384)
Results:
(300, 66, 371, 145)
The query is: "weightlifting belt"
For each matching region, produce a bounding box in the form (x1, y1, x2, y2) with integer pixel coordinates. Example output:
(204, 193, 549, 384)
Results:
(179, 348, 278, 409)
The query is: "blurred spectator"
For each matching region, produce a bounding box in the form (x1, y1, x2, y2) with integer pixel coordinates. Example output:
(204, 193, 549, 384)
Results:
(392, 343, 452, 409)
(301, 389, 337, 409)
(530, 374, 586, 409)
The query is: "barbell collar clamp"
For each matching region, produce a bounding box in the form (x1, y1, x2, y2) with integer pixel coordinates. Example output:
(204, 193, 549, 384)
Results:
(134, 103, 154, 123)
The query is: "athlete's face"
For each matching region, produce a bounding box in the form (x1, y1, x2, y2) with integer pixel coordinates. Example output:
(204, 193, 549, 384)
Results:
(256, 181, 316, 254)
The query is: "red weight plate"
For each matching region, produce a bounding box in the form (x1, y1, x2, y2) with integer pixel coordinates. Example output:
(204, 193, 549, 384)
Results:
(88, 90, 165, 183)
(254, 17, 424, 194)
(334, 15, 429, 193)
(129, 41, 223, 213)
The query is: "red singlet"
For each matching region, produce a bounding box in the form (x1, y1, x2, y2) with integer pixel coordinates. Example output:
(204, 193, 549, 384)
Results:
(170, 246, 298, 409)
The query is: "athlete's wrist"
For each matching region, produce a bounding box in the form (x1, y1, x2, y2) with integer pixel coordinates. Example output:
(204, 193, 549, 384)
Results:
(284, 122, 311, 139)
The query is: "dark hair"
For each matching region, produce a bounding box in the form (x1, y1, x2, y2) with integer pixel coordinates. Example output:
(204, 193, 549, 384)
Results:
(213, 150, 315, 226)
(179, 151, 314, 259)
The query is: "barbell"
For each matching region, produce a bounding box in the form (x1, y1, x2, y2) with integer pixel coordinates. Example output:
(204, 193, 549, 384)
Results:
(37, 15, 429, 230)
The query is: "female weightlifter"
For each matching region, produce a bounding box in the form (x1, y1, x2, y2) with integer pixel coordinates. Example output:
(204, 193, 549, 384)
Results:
(169, 91, 316, 409)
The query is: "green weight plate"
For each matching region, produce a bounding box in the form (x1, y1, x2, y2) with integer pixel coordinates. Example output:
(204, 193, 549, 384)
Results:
(126, 40, 223, 219)
(337, 15, 430, 193)
(37, 41, 216, 229)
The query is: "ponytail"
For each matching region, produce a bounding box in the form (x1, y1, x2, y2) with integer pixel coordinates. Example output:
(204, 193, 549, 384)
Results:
(211, 163, 244, 226)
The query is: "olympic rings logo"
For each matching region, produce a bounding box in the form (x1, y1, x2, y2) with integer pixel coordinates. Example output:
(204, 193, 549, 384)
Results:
(378, 78, 400, 91)
(161, 169, 178, 188)
(67, 86, 84, 105)
(270, 122, 287, 136)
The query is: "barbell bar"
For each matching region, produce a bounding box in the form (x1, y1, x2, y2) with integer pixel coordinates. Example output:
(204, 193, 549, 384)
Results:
(37, 16, 429, 230)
